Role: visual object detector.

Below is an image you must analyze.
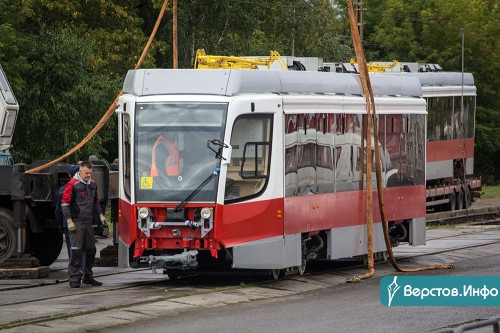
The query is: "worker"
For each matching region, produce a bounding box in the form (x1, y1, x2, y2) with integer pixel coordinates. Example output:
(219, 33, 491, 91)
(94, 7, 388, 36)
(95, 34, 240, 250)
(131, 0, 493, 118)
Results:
(150, 133, 180, 177)
(62, 161, 107, 288)
(55, 164, 80, 259)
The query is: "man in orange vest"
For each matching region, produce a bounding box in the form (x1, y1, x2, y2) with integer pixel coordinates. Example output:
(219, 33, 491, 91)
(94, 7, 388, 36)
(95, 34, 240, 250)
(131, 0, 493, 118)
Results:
(150, 134, 180, 177)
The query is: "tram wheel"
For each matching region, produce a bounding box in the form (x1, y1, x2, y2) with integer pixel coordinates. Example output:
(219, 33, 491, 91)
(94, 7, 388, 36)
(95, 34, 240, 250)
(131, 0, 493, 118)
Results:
(297, 259, 307, 275)
(465, 188, 473, 207)
(381, 251, 390, 261)
(456, 190, 464, 210)
(270, 269, 283, 280)
(164, 270, 179, 280)
(448, 191, 456, 211)
(0, 208, 16, 264)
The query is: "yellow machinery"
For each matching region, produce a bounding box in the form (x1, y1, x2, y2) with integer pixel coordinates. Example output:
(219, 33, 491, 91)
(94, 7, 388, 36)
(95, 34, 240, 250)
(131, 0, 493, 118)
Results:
(195, 49, 288, 70)
(350, 58, 402, 72)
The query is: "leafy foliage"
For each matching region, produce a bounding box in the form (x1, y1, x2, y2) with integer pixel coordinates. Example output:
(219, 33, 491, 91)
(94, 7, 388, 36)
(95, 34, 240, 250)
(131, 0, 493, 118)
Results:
(364, 0, 499, 184)
(0, 0, 152, 163)
(0, 0, 497, 185)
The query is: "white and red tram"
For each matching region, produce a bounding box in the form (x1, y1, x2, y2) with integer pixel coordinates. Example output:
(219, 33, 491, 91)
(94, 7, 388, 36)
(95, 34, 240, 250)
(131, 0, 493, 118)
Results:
(116, 69, 427, 276)
(329, 61, 480, 212)
(399, 70, 478, 211)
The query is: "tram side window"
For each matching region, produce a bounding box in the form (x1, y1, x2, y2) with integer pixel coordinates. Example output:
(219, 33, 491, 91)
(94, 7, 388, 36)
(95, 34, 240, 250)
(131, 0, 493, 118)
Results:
(465, 96, 475, 138)
(427, 97, 437, 142)
(386, 114, 402, 187)
(297, 142, 316, 194)
(452, 96, 475, 139)
(285, 113, 335, 196)
(386, 114, 425, 187)
(316, 115, 334, 194)
(442, 97, 453, 140)
(428, 96, 459, 142)
(436, 98, 446, 140)
(415, 114, 426, 185)
(226, 115, 272, 201)
(452, 97, 462, 139)
(402, 115, 418, 186)
(122, 113, 131, 199)
(296, 114, 317, 194)
(335, 114, 358, 192)
(285, 114, 298, 196)
(378, 115, 392, 186)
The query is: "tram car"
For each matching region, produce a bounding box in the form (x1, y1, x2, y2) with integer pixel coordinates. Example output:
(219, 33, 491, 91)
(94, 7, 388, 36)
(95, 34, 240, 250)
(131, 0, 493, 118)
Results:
(328, 61, 480, 212)
(115, 69, 427, 277)
(400, 68, 478, 211)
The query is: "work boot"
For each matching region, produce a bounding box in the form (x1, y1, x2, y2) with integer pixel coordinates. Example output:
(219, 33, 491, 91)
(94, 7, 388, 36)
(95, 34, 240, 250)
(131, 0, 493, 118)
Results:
(69, 281, 80, 288)
(82, 277, 102, 286)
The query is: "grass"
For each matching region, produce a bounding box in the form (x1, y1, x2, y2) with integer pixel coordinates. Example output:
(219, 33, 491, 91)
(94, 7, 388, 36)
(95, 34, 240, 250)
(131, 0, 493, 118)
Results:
(480, 185, 500, 198)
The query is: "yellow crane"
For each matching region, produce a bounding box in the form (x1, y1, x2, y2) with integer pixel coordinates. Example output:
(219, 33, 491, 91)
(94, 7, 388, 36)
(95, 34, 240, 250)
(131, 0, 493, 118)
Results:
(194, 49, 288, 70)
(350, 58, 402, 72)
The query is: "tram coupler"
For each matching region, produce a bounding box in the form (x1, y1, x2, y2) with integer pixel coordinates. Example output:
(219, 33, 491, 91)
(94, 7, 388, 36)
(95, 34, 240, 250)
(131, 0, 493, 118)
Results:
(145, 250, 198, 273)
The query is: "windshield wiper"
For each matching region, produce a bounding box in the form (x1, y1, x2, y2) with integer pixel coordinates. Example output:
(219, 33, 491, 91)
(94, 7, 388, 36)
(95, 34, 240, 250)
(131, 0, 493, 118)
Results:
(171, 139, 227, 213)
(173, 168, 220, 212)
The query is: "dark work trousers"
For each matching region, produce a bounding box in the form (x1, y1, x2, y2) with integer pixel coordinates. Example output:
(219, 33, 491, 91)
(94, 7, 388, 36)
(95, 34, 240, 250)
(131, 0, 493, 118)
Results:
(68, 220, 96, 284)
(64, 227, 86, 269)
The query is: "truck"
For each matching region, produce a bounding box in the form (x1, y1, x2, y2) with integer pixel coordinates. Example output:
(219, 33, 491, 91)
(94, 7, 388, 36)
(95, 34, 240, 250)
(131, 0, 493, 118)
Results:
(0, 64, 114, 266)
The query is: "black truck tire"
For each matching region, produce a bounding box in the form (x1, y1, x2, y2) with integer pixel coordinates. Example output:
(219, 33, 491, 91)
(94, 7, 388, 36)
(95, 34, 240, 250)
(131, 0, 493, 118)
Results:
(0, 208, 16, 264)
(26, 226, 63, 266)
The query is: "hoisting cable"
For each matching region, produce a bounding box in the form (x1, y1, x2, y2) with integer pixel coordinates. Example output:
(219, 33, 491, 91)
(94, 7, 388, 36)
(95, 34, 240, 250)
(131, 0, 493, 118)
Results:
(345, 0, 453, 282)
(345, 0, 375, 282)
(371, 96, 454, 272)
(26, 0, 170, 174)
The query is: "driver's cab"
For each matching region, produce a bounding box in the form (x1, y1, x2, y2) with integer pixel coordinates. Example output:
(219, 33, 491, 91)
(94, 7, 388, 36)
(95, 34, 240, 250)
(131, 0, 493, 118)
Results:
(223, 96, 283, 204)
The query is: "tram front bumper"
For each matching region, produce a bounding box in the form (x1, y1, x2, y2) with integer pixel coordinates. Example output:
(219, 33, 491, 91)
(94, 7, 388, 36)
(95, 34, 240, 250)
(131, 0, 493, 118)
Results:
(141, 250, 199, 272)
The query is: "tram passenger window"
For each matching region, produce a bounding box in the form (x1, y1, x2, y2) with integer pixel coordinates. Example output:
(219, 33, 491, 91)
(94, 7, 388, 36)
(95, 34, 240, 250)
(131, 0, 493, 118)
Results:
(427, 97, 436, 142)
(285, 114, 298, 197)
(386, 114, 402, 187)
(415, 114, 426, 185)
(297, 142, 317, 194)
(452, 96, 462, 139)
(316, 145, 334, 193)
(465, 96, 475, 138)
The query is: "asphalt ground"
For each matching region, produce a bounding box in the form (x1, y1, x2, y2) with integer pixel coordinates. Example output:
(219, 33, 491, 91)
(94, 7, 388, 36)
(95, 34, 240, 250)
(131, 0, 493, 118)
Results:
(0, 198, 499, 332)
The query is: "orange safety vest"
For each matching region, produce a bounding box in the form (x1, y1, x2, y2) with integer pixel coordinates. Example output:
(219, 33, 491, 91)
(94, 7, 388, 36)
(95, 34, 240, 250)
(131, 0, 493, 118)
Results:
(150, 135, 180, 177)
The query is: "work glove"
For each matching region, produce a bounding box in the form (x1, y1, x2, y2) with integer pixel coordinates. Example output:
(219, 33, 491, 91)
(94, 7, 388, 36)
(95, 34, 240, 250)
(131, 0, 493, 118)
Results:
(100, 215, 109, 228)
(67, 219, 76, 232)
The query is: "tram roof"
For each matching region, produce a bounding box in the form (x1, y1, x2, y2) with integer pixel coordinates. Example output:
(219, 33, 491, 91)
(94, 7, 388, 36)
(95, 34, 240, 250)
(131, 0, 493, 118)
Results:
(399, 71, 474, 87)
(123, 69, 423, 98)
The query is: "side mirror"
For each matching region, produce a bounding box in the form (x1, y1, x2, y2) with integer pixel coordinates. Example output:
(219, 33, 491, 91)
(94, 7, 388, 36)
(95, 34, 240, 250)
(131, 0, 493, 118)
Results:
(221, 143, 232, 165)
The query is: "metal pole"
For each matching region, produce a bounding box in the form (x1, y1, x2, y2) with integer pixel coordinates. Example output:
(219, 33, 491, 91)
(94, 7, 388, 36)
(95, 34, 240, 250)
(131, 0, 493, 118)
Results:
(173, 0, 178, 69)
(460, 28, 468, 217)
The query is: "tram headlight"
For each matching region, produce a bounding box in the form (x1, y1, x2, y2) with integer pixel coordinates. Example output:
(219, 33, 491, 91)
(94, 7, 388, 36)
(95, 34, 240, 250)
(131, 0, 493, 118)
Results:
(200, 207, 212, 220)
(138, 207, 149, 219)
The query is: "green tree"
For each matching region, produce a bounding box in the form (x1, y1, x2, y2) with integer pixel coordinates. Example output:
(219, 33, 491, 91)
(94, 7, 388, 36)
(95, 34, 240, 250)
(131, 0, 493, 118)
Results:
(0, 0, 156, 163)
(13, 27, 120, 163)
(150, 0, 352, 68)
(363, 0, 500, 183)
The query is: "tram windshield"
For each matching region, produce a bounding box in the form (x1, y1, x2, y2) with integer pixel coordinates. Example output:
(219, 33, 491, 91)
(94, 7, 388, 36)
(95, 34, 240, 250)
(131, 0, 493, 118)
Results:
(134, 102, 227, 202)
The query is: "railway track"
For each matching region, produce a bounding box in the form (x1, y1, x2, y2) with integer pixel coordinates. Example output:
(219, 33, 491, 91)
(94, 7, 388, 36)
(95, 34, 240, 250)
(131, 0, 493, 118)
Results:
(0, 206, 498, 331)
(426, 206, 500, 226)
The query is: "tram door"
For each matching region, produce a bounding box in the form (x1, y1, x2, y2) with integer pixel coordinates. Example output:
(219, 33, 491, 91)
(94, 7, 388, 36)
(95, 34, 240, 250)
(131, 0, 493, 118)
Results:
(218, 97, 285, 248)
